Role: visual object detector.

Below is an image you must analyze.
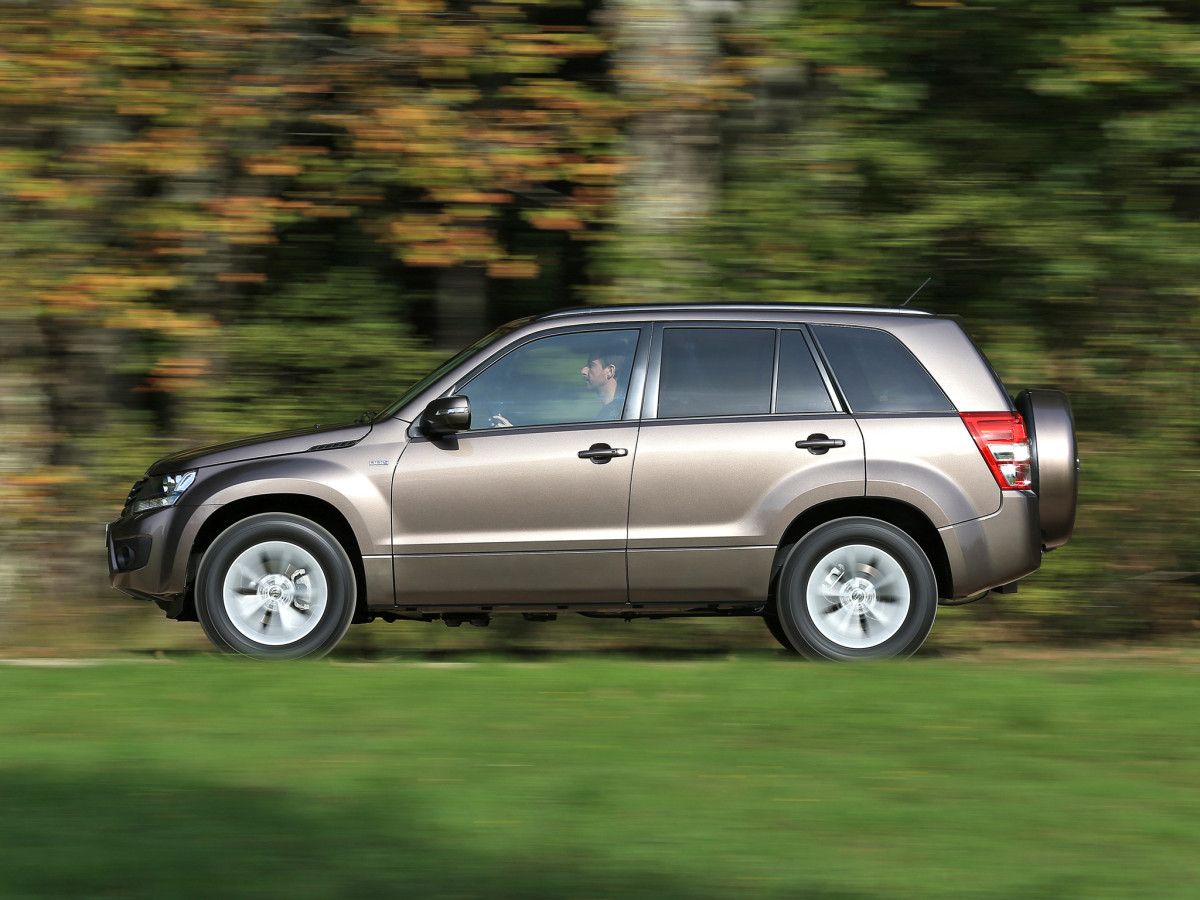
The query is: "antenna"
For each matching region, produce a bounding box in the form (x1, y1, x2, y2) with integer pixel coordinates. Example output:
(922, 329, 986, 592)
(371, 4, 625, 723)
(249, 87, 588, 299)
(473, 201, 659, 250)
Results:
(901, 277, 932, 308)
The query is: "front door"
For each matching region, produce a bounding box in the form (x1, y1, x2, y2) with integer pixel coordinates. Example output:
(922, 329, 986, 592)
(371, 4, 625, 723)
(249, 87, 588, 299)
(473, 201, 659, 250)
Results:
(391, 328, 642, 607)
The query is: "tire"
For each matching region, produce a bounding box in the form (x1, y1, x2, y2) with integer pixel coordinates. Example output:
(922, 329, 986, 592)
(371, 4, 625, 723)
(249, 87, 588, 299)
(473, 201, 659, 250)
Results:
(195, 513, 357, 660)
(776, 518, 937, 661)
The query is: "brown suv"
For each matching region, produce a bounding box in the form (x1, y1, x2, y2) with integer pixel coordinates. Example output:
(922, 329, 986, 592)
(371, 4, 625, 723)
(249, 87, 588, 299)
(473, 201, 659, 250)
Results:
(107, 304, 1078, 660)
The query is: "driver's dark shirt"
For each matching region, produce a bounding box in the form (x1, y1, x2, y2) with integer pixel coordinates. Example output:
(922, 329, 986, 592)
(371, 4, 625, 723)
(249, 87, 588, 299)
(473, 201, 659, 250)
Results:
(598, 395, 624, 421)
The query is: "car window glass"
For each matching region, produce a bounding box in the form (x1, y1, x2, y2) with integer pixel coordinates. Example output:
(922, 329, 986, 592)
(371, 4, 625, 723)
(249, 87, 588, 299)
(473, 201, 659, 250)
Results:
(811, 324, 953, 413)
(460, 329, 639, 430)
(777, 330, 836, 414)
(658, 328, 774, 418)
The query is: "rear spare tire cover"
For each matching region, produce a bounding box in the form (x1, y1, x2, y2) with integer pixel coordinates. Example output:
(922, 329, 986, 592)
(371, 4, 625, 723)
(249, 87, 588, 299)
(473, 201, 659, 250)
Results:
(1016, 389, 1078, 549)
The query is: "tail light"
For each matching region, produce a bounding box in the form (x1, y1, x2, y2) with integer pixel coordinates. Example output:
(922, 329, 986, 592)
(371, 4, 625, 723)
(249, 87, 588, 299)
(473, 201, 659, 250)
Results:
(961, 412, 1032, 491)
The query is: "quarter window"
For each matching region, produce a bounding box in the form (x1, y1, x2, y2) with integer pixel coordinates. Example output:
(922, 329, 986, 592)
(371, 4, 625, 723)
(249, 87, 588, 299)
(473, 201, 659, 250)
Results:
(812, 325, 953, 413)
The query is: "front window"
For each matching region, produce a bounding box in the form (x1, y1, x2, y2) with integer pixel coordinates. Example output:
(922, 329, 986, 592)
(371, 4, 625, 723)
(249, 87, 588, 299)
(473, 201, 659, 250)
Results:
(460, 329, 640, 430)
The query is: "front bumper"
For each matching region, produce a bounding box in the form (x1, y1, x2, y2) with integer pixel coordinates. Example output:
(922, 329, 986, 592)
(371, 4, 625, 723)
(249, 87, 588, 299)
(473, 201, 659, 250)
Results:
(106, 503, 209, 600)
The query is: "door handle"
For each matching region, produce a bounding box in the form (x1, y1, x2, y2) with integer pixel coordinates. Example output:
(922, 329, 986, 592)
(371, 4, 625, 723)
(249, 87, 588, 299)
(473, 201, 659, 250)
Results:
(795, 434, 846, 455)
(578, 443, 628, 464)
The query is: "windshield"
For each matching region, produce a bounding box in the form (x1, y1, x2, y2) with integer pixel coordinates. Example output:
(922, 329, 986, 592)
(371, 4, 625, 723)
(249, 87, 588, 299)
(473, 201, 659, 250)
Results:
(375, 319, 530, 421)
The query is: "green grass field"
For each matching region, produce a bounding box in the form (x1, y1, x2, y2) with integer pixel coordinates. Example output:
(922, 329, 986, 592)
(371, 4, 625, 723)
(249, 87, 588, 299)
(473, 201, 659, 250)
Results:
(1, 652, 1198, 899)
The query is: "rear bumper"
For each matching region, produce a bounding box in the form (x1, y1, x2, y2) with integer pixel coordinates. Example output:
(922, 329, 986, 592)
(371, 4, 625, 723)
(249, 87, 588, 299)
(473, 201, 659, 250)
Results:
(939, 492, 1041, 600)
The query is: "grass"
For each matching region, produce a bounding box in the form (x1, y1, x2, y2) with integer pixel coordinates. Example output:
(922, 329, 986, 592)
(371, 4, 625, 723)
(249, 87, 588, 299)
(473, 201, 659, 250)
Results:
(1, 652, 1199, 899)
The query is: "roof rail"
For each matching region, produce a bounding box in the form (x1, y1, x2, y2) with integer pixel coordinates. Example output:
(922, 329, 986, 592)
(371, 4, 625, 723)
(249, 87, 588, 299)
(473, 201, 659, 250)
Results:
(539, 303, 933, 320)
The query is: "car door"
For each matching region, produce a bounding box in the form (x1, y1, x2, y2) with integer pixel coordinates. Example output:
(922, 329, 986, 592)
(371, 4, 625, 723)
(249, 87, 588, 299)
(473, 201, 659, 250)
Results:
(627, 325, 865, 605)
(391, 327, 644, 607)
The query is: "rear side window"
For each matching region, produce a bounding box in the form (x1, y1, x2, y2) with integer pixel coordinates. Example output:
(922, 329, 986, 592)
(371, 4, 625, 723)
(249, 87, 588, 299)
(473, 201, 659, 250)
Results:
(812, 325, 953, 413)
(658, 328, 774, 418)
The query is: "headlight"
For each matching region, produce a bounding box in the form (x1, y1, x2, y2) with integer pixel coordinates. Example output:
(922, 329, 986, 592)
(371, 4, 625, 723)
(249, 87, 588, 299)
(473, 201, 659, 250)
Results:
(128, 470, 197, 514)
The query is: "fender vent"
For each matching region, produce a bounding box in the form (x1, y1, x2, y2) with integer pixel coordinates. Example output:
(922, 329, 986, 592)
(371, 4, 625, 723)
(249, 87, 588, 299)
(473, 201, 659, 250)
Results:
(307, 440, 359, 452)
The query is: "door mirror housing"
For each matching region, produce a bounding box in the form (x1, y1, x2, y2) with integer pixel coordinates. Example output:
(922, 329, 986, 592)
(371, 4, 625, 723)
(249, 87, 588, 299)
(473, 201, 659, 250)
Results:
(420, 395, 471, 437)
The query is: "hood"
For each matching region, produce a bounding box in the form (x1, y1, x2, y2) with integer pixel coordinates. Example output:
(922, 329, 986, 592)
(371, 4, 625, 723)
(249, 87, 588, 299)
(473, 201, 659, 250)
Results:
(146, 421, 373, 476)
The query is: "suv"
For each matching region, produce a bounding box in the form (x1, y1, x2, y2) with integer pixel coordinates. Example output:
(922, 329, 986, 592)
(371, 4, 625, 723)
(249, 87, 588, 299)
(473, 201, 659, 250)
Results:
(107, 304, 1077, 660)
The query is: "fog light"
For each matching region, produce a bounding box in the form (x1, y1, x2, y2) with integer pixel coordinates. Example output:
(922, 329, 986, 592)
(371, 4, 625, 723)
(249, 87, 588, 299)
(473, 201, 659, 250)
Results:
(112, 536, 152, 573)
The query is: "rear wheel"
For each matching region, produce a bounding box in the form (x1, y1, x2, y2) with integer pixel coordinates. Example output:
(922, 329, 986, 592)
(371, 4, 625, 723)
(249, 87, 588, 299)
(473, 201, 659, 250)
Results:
(196, 513, 356, 660)
(776, 518, 937, 661)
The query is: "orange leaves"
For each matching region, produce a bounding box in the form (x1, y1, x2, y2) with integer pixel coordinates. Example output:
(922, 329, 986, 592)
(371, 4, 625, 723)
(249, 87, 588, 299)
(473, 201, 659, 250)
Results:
(87, 131, 215, 177)
(429, 191, 513, 205)
(525, 209, 584, 231)
(488, 258, 539, 279)
(571, 161, 627, 183)
(143, 356, 211, 393)
(204, 196, 293, 245)
(67, 273, 181, 295)
(502, 31, 605, 59)
(388, 209, 510, 268)
(0, 0, 630, 306)
(34, 271, 213, 341)
(244, 161, 304, 177)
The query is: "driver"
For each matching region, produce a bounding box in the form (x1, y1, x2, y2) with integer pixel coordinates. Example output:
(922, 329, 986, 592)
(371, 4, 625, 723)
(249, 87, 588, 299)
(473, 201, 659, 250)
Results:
(580, 346, 627, 421)
(488, 346, 628, 427)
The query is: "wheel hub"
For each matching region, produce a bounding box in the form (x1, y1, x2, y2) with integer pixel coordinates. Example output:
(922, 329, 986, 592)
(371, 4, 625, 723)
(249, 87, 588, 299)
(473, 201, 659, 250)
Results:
(842, 577, 876, 613)
(257, 573, 295, 612)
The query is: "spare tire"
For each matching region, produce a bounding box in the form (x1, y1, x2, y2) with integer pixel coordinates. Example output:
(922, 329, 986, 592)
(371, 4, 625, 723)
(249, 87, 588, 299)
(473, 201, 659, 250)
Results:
(1016, 389, 1078, 550)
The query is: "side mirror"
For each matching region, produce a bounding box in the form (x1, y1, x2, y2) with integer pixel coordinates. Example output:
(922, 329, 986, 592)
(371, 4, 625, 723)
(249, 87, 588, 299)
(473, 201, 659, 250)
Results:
(420, 395, 471, 437)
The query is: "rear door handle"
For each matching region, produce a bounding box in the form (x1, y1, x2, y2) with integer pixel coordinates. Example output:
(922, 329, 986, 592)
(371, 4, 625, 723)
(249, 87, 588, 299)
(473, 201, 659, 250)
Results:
(578, 443, 628, 464)
(795, 434, 846, 455)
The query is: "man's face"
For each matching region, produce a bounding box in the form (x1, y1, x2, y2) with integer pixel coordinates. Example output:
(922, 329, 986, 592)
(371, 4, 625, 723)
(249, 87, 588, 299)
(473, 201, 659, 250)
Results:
(581, 358, 611, 392)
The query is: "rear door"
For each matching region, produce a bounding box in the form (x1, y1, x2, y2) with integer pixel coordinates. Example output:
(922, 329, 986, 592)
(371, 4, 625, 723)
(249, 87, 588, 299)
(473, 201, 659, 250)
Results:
(627, 325, 865, 605)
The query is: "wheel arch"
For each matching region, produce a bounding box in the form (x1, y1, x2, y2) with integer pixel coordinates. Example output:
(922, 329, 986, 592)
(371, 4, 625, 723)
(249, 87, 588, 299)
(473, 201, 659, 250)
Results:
(770, 498, 953, 600)
(184, 494, 369, 624)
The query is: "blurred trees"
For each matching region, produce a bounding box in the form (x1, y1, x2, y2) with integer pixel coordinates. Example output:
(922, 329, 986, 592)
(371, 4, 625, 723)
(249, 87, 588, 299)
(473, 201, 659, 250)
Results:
(703, 1, 1200, 635)
(1, 0, 1197, 646)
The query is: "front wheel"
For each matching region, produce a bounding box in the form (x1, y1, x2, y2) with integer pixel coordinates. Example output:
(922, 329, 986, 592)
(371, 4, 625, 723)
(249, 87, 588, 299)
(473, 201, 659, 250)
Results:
(776, 518, 937, 661)
(196, 513, 357, 660)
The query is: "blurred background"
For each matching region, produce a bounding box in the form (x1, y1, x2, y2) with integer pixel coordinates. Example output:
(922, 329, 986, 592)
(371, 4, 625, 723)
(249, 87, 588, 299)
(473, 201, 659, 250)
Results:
(1, 0, 1198, 655)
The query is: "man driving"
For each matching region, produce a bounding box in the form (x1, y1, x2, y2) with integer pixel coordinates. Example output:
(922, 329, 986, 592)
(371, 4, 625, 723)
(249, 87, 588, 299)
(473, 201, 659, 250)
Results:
(581, 346, 627, 421)
(488, 344, 628, 427)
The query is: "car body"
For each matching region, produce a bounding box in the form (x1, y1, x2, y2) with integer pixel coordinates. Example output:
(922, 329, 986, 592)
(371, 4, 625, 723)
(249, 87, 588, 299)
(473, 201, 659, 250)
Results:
(107, 304, 1078, 659)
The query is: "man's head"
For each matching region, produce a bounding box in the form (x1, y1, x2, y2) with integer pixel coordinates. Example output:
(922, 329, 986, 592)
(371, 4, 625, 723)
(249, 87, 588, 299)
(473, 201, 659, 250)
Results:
(581, 348, 626, 403)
